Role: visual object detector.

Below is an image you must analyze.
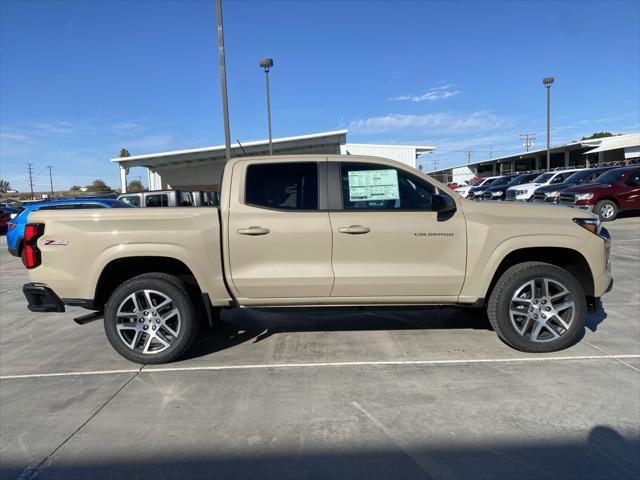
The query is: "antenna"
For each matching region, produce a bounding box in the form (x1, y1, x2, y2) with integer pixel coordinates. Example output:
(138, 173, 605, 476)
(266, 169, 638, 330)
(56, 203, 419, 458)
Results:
(236, 139, 248, 156)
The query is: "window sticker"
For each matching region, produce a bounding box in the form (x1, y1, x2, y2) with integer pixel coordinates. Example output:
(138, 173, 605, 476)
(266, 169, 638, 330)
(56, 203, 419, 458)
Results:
(348, 169, 399, 201)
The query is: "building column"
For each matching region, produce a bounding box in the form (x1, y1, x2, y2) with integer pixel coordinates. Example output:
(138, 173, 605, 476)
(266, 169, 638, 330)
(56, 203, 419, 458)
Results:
(564, 151, 570, 168)
(510, 160, 515, 173)
(598, 152, 604, 166)
(119, 164, 128, 193)
(534, 157, 540, 170)
(147, 168, 162, 190)
(492, 163, 497, 175)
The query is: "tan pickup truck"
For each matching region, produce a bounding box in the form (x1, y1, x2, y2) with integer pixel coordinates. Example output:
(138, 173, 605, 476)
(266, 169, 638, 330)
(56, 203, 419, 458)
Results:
(21, 155, 613, 363)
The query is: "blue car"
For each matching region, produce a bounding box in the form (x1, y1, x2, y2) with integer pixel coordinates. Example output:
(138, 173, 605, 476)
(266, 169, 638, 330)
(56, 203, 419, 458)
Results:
(7, 198, 134, 257)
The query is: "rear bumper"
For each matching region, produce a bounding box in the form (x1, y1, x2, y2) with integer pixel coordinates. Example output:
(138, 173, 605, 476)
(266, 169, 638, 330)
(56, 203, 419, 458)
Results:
(23, 283, 65, 313)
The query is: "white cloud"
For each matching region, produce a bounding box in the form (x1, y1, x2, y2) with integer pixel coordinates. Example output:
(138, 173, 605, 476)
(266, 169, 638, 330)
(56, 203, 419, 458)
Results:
(29, 121, 74, 135)
(111, 121, 145, 136)
(389, 84, 460, 102)
(123, 134, 174, 151)
(348, 111, 509, 135)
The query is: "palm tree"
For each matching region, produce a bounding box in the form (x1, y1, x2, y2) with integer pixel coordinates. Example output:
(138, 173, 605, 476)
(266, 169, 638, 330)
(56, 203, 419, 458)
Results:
(0, 179, 11, 193)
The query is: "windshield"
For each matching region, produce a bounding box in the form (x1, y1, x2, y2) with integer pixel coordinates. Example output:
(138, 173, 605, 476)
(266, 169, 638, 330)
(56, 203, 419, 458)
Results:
(489, 176, 511, 187)
(509, 174, 537, 186)
(595, 169, 627, 184)
(533, 172, 554, 183)
(564, 169, 604, 185)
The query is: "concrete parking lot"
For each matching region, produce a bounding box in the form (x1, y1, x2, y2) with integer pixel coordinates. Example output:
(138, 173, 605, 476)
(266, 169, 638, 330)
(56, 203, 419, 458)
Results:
(1, 218, 639, 480)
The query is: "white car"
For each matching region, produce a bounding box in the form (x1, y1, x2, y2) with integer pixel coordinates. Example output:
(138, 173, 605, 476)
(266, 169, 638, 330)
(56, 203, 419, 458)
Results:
(505, 169, 580, 201)
(455, 176, 501, 198)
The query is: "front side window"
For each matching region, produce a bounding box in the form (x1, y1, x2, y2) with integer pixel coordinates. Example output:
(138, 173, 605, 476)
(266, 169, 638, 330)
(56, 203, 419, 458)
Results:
(145, 194, 168, 207)
(120, 196, 140, 207)
(341, 163, 435, 210)
(179, 192, 193, 206)
(245, 162, 318, 210)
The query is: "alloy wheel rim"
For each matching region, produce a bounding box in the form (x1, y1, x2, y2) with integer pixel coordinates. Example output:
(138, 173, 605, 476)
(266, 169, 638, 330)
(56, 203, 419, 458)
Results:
(600, 204, 615, 219)
(509, 278, 575, 343)
(115, 289, 181, 354)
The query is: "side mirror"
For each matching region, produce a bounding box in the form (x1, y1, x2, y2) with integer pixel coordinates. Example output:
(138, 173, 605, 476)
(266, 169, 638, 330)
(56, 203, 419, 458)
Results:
(432, 194, 456, 214)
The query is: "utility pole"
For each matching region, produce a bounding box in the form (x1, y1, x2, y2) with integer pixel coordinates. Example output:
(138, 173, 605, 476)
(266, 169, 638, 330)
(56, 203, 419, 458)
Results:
(27, 163, 35, 200)
(543, 77, 555, 170)
(520, 133, 536, 152)
(430, 158, 439, 171)
(215, 0, 232, 162)
(488, 147, 493, 160)
(47, 165, 54, 198)
(465, 151, 472, 164)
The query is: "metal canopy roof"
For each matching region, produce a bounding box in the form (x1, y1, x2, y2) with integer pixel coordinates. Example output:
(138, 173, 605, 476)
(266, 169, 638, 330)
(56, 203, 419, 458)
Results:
(583, 133, 640, 154)
(111, 130, 348, 168)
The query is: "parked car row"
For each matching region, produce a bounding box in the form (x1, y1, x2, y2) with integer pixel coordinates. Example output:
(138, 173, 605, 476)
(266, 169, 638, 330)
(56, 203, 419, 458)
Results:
(454, 164, 640, 221)
(118, 189, 218, 207)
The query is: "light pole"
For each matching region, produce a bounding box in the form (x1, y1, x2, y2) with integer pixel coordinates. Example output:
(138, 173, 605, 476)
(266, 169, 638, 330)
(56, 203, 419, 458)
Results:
(260, 58, 274, 155)
(543, 76, 554, 170)
(215, 0, 231, 162)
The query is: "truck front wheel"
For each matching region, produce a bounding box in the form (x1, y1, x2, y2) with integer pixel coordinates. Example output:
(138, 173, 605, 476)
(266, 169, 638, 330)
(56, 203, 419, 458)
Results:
(104, 273, 199, 364)
(487, 262, 586, 353)
(594, 199, 618, 221)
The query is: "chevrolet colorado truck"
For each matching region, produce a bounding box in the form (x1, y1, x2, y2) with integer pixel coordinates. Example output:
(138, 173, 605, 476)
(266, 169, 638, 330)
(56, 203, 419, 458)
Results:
(21, 155, 613, 364)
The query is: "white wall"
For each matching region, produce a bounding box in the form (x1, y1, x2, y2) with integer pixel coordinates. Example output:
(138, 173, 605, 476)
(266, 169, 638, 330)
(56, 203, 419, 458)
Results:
(340, 144, 424, 169)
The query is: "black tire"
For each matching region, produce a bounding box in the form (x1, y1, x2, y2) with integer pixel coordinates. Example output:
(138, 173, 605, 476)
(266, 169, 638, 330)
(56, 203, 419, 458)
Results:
(487, 262, 586, 353)
(104, 273, 200, 364)
(594, 199, 618, 222)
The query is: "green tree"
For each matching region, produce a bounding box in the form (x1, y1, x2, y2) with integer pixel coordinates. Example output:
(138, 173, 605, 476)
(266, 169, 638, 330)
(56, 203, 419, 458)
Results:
(69, 185, 82, 191)
(86, 179, 111, 192)
(582, 132, 614, 140)
(0, 179, 11, 193)
(127, 180, 145, 192)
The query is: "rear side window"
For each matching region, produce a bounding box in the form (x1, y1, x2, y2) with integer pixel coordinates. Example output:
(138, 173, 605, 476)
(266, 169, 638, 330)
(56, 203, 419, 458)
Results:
(146, 194, 168, 207)
(341, 163, 435, 210)
(245, 162, 318, 210)
(179, 192, 193, 206)
(120, 196, 140, 207)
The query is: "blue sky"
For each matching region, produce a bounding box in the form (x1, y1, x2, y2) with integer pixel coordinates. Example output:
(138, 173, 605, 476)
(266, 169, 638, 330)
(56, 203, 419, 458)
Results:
(1, 0, 638, 191)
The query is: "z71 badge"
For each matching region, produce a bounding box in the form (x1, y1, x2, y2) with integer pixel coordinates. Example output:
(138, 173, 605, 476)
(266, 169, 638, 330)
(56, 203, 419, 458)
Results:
(43, 239, 69, 246)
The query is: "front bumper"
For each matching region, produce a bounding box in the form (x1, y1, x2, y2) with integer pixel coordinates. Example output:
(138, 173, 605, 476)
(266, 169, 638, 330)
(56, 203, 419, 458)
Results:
(23, 283, 65, 313)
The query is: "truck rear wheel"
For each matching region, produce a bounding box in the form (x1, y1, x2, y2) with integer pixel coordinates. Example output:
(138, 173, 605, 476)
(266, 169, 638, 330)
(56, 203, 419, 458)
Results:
(594, 199, 618, 221)
(487, 262, 586, 353)
(104, 273, 199, 364)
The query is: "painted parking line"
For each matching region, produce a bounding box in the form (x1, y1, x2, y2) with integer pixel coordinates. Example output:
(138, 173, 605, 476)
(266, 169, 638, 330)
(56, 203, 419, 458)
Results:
(2, 354, 639, 380)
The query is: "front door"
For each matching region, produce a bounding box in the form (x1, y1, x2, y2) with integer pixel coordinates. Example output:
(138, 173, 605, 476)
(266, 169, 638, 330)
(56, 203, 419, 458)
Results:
(227, 160, 334, 299)
(618, 170, 640, 211)
(329, 161, 467, 298)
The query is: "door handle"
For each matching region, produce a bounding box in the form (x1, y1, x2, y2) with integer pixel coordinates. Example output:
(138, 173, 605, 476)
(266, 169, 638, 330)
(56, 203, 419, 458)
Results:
(338, 225, 371, 235)
(237, 226, 270, 236)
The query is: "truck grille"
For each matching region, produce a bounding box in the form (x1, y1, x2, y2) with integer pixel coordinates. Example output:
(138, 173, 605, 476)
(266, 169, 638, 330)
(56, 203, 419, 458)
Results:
(560, 193, 576, 205)
(505, 190, 516, 201)
(483, 192, 492, 200)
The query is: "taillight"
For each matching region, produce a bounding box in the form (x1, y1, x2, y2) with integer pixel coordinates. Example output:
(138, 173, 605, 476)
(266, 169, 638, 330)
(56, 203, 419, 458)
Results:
(22, 223, 44, 269)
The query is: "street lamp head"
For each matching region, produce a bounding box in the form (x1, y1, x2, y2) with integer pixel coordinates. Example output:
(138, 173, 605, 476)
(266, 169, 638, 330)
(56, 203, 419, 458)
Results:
(543, 76, 555, 86)
(260, 58, 274, 71)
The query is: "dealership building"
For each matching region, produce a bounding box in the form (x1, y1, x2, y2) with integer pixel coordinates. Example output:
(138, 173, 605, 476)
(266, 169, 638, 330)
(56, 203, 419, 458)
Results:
(430, 132, 640, 184)
(113, 130, 435, 192)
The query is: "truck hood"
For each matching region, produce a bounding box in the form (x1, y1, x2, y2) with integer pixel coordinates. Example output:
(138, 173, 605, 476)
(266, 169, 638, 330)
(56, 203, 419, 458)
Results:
(534, 183, 576, 194)
(566, 182, 612, 194)
(463, 196, 597, 220)
(507, 182, 543, 192)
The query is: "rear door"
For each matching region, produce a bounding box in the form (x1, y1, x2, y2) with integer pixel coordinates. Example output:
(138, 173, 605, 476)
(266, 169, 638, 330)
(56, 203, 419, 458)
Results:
(328, 161, 467, 298)
(227, 159, 334, 299)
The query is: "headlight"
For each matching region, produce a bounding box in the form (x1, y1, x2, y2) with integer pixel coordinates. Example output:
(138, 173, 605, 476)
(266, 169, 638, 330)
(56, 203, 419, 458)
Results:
(516, 190, 527, 196)
(491, 191, 504, 197)
(573, 217, 602, 235)
(545, 191, 560, 198)
(575, 192, 594, 201)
